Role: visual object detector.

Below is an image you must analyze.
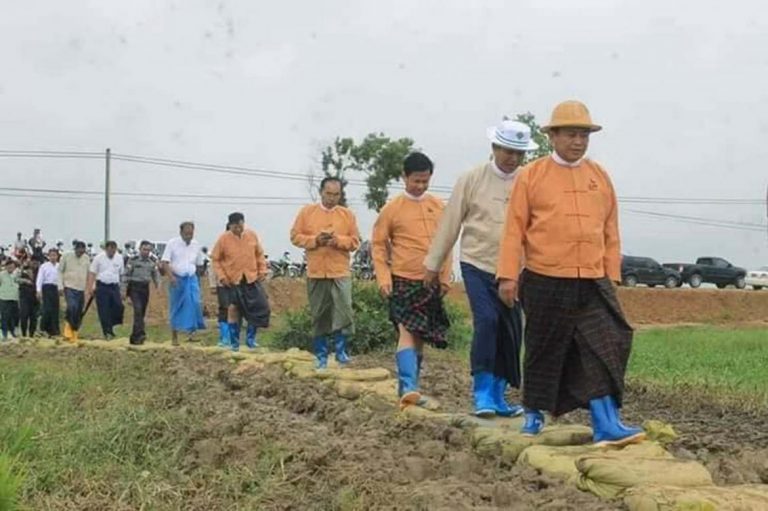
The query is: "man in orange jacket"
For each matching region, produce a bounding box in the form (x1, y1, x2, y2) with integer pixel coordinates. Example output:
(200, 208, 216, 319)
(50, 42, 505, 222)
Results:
(211, 212, 271, 352)
(497, 100, 645, 446)
(291, 178, 360, 368)
(372, 152, 452, 409)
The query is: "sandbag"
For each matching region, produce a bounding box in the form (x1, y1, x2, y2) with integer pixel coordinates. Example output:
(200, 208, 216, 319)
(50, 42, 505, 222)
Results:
(473, 425, 593, 463)
(643, 420, 679, 445)
(624, 484, 768, 511)
(286, 362, 390, 382)
(84, 339, 130, 350)
(334, 380, 364, 400)
(576, 456, 713, 499)
(253, 350, 315, 365)
(126, 343, 176, 352)
(519, 442, 672, 481)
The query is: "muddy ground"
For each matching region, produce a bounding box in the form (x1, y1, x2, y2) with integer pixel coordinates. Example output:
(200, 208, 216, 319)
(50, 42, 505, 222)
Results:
(7, 346, 768, 510)
(356, 349, 768, 488)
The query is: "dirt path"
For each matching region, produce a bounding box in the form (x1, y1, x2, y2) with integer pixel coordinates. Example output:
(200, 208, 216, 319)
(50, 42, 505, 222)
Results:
(4, 346, 615, 510)
(155, 349, 623, 510)
(356, 349, 768, 491)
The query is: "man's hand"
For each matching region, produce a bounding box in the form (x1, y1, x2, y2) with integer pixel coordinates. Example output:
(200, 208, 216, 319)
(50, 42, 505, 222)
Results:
(439, 282, 450, 297)
(498, 279, 518, 307)
(257, 273, 267, 282)
(85, 289, 93, 304)
(168, 274, 178, 287)
(423, 269, 440, 288)
(328, 233, 339, 248)
(36, 292, 42, 302)
(315, 232, 333, 247)
(379, 282, 392, 298)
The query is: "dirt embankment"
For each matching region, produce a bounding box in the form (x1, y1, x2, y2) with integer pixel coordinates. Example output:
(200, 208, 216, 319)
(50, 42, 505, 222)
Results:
(146, 278, 768, 326)
(8, 345, 768, 509)
(445, 284, 768, 326)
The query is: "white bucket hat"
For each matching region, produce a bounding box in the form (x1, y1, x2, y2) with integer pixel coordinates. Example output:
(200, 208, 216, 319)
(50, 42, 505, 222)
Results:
(486, 119, 539, 152)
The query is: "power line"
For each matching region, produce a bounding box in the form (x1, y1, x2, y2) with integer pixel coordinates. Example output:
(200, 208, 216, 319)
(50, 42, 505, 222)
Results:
(0, 149, 764, 205)
(111, 152, 456, 192)
(618, 197, 762, 205)
(624, 209, 766, 232)
(0, 191, 353, 206)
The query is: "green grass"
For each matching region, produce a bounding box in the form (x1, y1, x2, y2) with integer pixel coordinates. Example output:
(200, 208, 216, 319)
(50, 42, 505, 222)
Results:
(0, 351, 285, 509)
(629, 326, 768, 406)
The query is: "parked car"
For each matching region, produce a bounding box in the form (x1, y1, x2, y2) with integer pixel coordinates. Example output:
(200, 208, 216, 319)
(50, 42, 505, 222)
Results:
(745, 266, 768, 290)
(621, 256, 681, 288)
(663, 257, 747, 289)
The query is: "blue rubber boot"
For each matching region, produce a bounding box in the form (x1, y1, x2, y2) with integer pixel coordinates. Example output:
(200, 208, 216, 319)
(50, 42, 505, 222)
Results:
(521, 409, 545, 436)
(313, 336, 328, 369)
(228, 323, 241, 352)
(604, 396, 645, 437)
(334, 332, 351, 365)
(246, 324, 258, 349)
(590, 396, 646, 446)
(415, 352, 430, 406)
(396, 348, 421, 409)
(217, 321, 230, 348)
(492, 376, 524, 417)
(472, 372, 496, 417)
(416, 352, 423, 379)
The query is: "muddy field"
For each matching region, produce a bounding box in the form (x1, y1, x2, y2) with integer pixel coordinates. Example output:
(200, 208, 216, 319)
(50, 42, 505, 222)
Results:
(5, 345, 768, 510)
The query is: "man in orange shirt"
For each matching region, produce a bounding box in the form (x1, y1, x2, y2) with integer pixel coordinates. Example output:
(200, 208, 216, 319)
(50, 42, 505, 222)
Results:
(291, 177, 360, 368)
(211, 212, 271, 352)
(372, 152, 451, 409)
(497, 101, 644, 446)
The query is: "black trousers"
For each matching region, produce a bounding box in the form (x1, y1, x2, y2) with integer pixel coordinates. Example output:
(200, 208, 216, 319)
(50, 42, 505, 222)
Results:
(19, 285, 38, 337)
(40, 284, 60, 336)
(0, 300, 19, 337)
(216, 285, 231, 323)
(95, 282, 124, 337)
(128, 282, 149, 343)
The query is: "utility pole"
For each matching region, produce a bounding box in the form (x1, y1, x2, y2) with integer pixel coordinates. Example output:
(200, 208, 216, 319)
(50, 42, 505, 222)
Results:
(105, 148, 111, 243)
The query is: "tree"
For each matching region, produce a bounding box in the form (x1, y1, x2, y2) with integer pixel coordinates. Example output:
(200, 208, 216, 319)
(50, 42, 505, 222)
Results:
(320, 133, 415, 211)
(508, 112, 553, 162)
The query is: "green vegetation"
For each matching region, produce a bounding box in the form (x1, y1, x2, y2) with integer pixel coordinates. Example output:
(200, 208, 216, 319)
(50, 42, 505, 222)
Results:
(0, 351, 288, 509)
(320, 133, 416, 211)
(271, 281, 471, 354)
(629, 326, 768, 406)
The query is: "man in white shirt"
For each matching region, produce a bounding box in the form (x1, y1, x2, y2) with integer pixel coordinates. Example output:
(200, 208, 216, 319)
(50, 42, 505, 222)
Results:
(86, 241, 125, 340)
(424, 119, 538, 417)
(35, 248, 61, 337)
(59, 241, 90, 342)
(161, 221, 205, 346)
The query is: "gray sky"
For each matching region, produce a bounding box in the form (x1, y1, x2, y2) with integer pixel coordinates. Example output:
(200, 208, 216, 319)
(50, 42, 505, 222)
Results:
(1, 0, 767, 267)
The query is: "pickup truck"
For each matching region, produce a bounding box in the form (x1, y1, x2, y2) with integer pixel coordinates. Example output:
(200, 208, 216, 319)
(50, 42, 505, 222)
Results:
(663, 257, 747, 289)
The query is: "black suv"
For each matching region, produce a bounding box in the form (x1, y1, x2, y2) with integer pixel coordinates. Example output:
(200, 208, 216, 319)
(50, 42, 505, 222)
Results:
(621, 256, 681, 288)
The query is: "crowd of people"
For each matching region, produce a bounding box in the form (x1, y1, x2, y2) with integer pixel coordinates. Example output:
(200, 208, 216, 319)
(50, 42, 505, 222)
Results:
(0, 100, 646, 446)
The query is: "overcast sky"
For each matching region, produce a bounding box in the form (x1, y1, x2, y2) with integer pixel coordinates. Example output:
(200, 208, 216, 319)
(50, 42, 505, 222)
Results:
(1, 0, 766, 267)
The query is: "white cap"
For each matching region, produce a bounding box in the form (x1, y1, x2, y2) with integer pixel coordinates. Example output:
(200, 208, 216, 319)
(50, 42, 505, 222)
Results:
(486, 120, 539, 151)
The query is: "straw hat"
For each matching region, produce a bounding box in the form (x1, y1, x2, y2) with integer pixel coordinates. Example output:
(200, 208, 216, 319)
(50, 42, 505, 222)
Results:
(486, 120, 539, 151)
(541, 100, 602, 133)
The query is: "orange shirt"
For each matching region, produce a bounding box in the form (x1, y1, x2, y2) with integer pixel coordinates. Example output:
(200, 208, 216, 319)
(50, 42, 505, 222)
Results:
(210, 228, 268, 285)
(372, 193, 452, 286)
(290, 203, 360, 279)
(497, 156, 622, 282)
